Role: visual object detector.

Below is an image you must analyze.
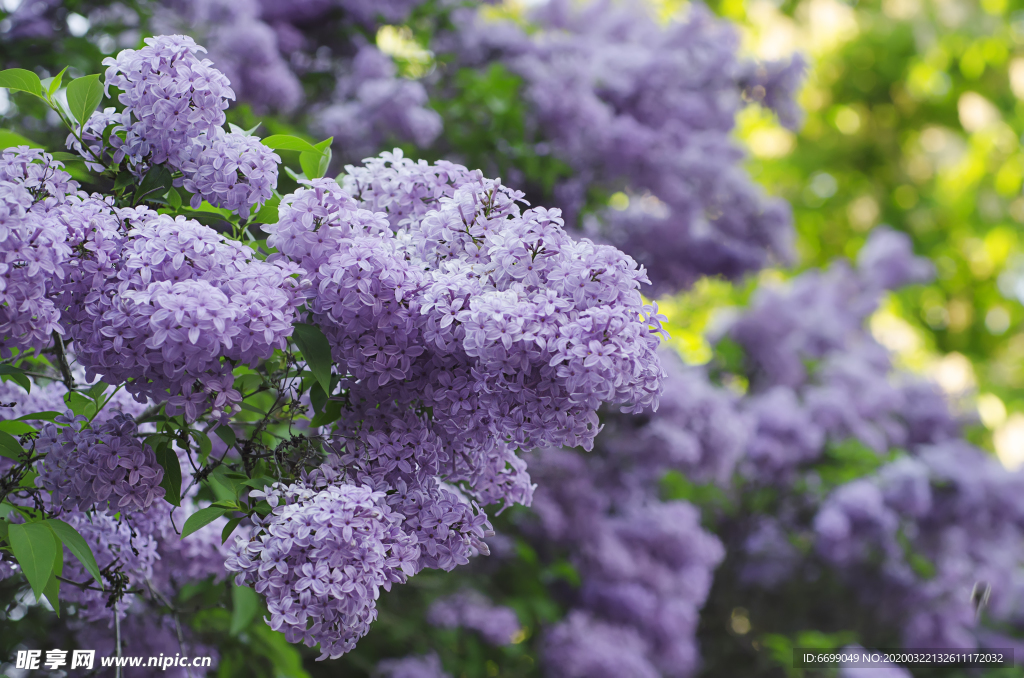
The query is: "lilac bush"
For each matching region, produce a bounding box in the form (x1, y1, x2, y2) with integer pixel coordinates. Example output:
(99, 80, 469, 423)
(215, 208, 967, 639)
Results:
(0, 33, 667, 668)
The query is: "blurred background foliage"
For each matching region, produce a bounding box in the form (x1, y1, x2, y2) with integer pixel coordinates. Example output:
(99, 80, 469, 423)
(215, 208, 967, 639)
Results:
(656, 0, 1024, 469)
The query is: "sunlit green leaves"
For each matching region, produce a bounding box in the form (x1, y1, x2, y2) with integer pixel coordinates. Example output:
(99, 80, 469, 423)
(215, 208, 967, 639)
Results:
(0, 68, 43, 96)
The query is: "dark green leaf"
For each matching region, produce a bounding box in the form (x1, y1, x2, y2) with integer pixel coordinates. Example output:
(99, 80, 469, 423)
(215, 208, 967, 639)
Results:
(114, 172, 133, 193)
(0, 68, 42, 96)
(155, 444, 182, 507)
(0, 365, 30, 393)
(291, 323, 333, 396)
(310, 399, 343, 428)
(0, 431, 24, 461)
(8, 522, 56, 601)
(261, 134, 319, 154)
(230, 583, 261, 635)
(65, 74, 104, 127)
(309, 381, 327, 415)
(46, 519, 102, 587)
(42, 529, 63, 616)
(134, 164, 173, 204)
(221, 517, 242, 544)
(192, 431, 213, 463)
(214, 425, 237, 448)
(181, 507, 227, 539)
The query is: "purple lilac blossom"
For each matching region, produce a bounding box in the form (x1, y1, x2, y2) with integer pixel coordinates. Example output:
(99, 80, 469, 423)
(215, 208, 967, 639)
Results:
(63, 206, 305, 422)
(0, 147, 80, 354)
(225, 473, 420, 659)
(426, 590, 521, 645)
(35, 412, 165, 514)
(91, 35, 280, 218)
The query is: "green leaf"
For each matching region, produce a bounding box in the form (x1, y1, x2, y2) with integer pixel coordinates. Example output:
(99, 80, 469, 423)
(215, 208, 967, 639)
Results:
(214, 425, 237, 448)
(64, 391, 92, 417)
(313, 137, 333, 153)
(0, 365, 30, 393)
(16, 411, 59, 422)
(46, 519, 102, 587)
(208, 472, 238, 503)
(0, 502, 13, 520)
(221, 517, 242, 545)
(309, 381, 327, 415)
(114, 171, 133, 193)
(0, 420, 35, 435)
(291, 323, 333, 396)
(155, 443, 182, 507)
(42, 529, 63, 616)
(309, 399, 343, 428)
(166, 186, 182, 210)
(134, 164, 173, 204)
(44, 151, 84, 164)
(0, 68, 42, 96)
(181, 507, 227, 539)
(0, 129, 40, 150)
(192, 430, 213, 463)
(43, 67, 68, 98)
(0, 431, 24, 461)
(8, 522, 56, 602)
(240, 476, 276, 491)
(230, 583, 261, 635)
(65, 74, 105, 128)
(261, 134, 319, 154)
(300, 149, 329, 180)
(250, 194, 280, 224)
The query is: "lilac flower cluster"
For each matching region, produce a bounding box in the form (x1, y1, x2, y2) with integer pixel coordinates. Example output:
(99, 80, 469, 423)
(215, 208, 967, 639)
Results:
(281, 152, 665, 453)
(450, 0, 805, 295)
(426, 589, 521, 645)
(0, 148, 78, 354)
(64, 207, 305, 421)
(93, 34, 279, 218)
(225, 472, 419, 659)
(34, 413, 165, 515)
